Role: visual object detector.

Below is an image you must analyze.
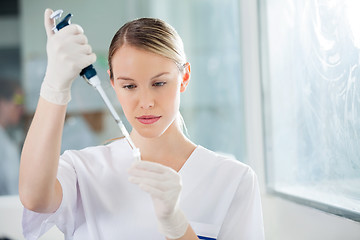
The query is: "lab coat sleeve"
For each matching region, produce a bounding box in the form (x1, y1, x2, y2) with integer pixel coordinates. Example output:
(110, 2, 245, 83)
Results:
(22, 152, 78, 240)
(217, 167, 265, 240)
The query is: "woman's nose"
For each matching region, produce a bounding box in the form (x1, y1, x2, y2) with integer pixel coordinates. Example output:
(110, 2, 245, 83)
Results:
(139, 90, 154, 109)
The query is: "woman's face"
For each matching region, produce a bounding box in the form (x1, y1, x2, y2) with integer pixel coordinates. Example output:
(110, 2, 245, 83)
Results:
(110, 45, 189, 138)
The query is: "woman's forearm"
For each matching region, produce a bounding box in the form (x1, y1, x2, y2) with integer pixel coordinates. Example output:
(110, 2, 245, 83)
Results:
(19, 97, 66, 213)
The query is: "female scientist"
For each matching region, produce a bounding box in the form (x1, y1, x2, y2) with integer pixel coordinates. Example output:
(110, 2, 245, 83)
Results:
(19, 8, 265, 240)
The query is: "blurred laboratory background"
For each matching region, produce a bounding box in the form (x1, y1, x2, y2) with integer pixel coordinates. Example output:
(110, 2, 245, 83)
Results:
(0, 0, 359, 239)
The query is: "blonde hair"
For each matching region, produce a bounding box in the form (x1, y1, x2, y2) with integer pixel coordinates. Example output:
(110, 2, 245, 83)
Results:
(108, 18, 187, 79)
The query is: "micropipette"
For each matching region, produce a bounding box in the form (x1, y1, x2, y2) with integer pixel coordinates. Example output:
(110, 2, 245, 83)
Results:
(50, 10, 141, 160)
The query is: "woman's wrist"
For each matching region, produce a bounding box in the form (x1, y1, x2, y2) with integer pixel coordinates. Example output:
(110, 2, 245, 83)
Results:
(157, 209, 189, 239)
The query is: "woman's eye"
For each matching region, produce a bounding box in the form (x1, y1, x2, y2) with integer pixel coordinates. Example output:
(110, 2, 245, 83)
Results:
(153, 82, 166, 87)
(123, 84, 136, 89)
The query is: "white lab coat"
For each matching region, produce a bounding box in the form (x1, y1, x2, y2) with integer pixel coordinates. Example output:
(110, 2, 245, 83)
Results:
(0, 126, 20, 195)
(22, 138, 264, 240)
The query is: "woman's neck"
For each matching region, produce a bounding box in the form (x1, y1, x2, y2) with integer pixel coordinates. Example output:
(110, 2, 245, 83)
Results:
(130, 123, 196, 171)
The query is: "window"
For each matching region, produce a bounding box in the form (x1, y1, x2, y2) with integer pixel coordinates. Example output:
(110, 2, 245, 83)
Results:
(259, 0, 360, 221)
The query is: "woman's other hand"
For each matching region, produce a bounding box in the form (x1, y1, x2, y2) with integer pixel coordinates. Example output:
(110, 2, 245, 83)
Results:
(128, 160, 189, 239)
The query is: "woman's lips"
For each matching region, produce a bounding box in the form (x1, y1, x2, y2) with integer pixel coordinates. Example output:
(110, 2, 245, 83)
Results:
(136, 115, 161, 124)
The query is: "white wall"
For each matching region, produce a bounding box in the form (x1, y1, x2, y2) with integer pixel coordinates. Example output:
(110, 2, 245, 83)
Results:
(239, 0, 360, 239)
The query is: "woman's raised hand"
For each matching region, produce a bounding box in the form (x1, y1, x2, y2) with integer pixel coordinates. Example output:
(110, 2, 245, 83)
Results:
(40, 8, 96, 105)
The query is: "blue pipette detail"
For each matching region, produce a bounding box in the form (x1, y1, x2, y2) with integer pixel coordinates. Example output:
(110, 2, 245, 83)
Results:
(55, 14, 97, 81)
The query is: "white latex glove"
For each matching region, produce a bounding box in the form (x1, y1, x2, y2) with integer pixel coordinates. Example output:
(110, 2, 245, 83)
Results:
(40, 8, 96, 105)
(128, 161, 189, 239)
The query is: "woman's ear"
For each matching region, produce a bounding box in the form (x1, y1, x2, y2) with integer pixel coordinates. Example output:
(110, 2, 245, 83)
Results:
(180, 62, 191, 93)
(108, 69, 115, 88)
